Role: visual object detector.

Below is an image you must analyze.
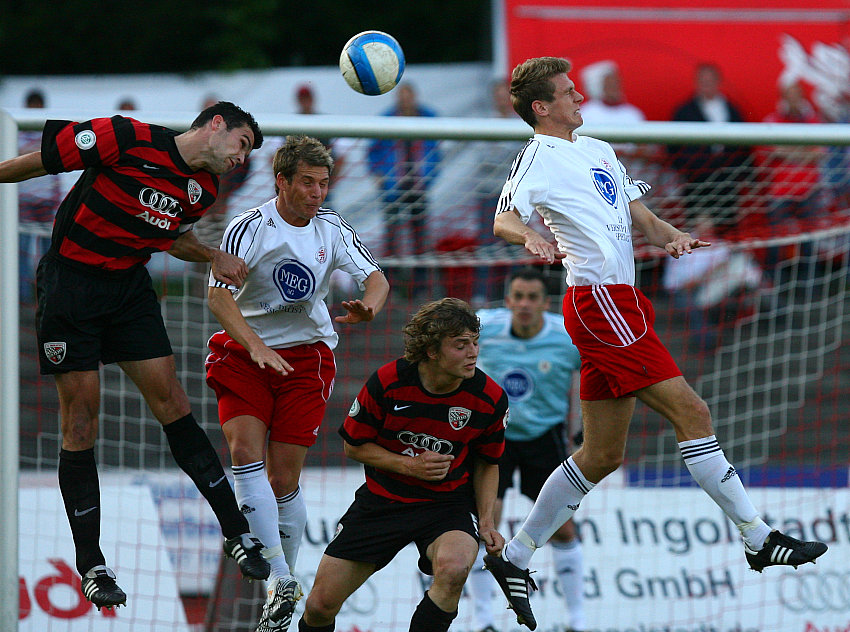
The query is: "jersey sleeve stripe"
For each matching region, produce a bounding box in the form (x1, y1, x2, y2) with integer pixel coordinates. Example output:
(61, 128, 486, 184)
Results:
(223, 209, 262, 256)
(317, 211, 381, 272)
(497, 139, 540, 216)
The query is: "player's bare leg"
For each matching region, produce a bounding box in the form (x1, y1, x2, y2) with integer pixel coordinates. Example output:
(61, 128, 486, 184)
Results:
(121, 357, 270, 580)
(55, 370, 126, 609)
(637, 376, 826, 569)
(299, 556, 376, 630)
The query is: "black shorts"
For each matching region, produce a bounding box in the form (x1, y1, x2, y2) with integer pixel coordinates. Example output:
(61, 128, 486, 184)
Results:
(324, 485, 479, 576)
(498, 424, 568, 500)
(35, 255, 173, 375)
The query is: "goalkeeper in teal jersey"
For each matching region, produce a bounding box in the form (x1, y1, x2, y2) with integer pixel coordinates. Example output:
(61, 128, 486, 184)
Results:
(467, 267, 586, 632)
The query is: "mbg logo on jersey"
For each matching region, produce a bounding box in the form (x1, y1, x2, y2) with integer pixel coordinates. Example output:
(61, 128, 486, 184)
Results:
(43, 341, 66, 365)
(139, 188, 183, 218)
(502, 368, 534, 401)
(448, 407, 472, 430)
(591, 168, 617, 207)
(273, 259, 316, 303)
(397, 431, 453, 455)
(74, 130, 96, 150)
(187, 179, 202, 205)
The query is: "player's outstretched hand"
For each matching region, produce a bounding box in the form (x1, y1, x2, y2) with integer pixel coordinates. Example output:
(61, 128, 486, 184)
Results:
(665, 234, 711, 259)
(480, 527, 506, 555)
(248, 344, 293, 376)
(335, 299, 375, 324)
(406, 451, 454, 481)
(523, 232, 566, 264)
(210, 250, 249, 287)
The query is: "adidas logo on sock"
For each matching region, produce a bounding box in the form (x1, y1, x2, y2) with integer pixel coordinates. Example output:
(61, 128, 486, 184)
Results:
(721, 467, 737, 483)
(240, 504, 256, 514)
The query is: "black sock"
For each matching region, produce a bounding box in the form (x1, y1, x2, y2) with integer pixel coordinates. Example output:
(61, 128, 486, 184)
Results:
(409, 591, 457, 632)
(162, 414, 248, 538)
(298, 616, 335, 632)
(58, 448, 106, 575)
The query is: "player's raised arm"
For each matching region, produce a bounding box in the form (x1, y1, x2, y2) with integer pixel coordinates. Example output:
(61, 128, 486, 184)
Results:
(628, 199, 710, 259)
(335, 270, 390, 325)
(0, 151, 48, 183)
(494, 208, 565, 264)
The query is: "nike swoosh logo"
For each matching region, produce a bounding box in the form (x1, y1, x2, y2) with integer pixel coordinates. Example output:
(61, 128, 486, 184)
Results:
(393, 404, 411, 411)
(141, 163, 158, 170)
(209, 474, 227, 487)
(74, 507, 97, 517)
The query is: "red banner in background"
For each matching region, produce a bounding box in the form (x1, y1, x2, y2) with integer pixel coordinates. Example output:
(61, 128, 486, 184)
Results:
(505, 0, 850, 122)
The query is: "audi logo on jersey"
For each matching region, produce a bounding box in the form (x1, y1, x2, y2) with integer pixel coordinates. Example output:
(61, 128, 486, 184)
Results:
(138, 188, 183, 218)
(397, 431, 454, 455)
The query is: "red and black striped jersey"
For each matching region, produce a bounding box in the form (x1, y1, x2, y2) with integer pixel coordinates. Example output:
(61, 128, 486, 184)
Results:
(340, 358, 508, 503)
(40, 116, 219, 273)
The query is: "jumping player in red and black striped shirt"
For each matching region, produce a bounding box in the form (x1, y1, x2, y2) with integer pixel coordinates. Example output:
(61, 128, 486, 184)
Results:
(298, 298, 509, 632)
(0, 102, 272, 609)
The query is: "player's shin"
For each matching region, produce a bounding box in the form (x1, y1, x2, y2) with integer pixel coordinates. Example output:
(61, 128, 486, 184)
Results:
(277, 486, 307, 570)
(163, 413, 249, 538)
(58, 447, 107, 575)
(679, 435, 771, 550)
(409, 591, 457, 632)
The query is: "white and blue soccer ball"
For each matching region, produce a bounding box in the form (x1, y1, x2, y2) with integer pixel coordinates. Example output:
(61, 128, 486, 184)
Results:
(339, 30, 405, 96)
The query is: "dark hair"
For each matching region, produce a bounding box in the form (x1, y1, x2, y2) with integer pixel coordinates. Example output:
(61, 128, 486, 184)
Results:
(25, 90, 45, 108)
(191, 101, 263, 149)
(403, 298, 480, 363)
(508, 266, 548, 288)
(510, 57, 572, 128)
(272, 135, 334, 193)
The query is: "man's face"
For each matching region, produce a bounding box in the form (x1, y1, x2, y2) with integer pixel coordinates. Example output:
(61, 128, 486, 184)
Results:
(540, 73, 584, 131)
(430, 330, 480, 381)
(505, 278, 548, 331)
(206, 116, 255, 175)
(276, 161, 330, 227)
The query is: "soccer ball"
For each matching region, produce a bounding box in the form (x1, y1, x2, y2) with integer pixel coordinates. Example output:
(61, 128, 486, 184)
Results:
(339, 31, 405, 96)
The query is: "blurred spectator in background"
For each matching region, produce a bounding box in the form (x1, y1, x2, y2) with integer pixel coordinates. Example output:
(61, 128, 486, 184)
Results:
(662, 219, 765, 351)
(756, 79, 824, 274)
(468, 78, 523, 305)
(367, 83, 441, 292)
(579, 60, 646, 127)
(669, 63, 751, 232)
(116, 98, 137, 111)
(18, 89, 61, 303)
(295, 83, 332, 149)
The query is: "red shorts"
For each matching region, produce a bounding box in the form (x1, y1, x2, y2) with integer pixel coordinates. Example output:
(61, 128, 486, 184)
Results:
(563, 285, 681, 400)
(205, 332, 336, 446)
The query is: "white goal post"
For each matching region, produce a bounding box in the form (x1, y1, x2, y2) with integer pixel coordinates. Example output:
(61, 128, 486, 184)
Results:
(3, 110, 850, 631)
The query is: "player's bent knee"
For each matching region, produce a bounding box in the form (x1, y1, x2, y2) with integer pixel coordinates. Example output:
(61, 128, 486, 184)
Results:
(304, 588, 344, 622)
(432, 555, 473, 591)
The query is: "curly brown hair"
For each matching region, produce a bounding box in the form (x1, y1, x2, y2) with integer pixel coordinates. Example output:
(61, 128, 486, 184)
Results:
(510, 56, 572, 128)
(402, 298, 480, 363)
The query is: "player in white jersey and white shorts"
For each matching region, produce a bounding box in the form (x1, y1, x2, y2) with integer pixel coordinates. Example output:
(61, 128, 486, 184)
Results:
(205, 136, 389, 632)
(481, 57, 827, 631)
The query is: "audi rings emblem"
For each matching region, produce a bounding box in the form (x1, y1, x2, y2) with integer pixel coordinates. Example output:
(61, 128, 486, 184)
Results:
(779, 571, 850, 613)
(397, 431, 453, 455)
(139, 187, 182, 217)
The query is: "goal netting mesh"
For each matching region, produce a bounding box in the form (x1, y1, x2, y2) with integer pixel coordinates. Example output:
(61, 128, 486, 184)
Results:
(12, 117, 850, 632)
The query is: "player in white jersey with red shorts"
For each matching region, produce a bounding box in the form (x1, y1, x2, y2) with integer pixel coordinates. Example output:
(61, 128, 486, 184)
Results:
(481, 57, 827, 631)
(205, 136, 389, 632)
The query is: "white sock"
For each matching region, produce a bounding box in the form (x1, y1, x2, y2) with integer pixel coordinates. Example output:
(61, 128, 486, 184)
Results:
(277, 486, 307, 572)
(466, 543, 495, 631)
(232, 462, 290, 582)
(679, 436, 771, 550)
(505, 457, 594, 569)
(551, 539, 586, 631)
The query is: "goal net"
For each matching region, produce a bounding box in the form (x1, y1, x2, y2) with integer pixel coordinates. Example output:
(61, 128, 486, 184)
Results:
(8, 113, 850, 632)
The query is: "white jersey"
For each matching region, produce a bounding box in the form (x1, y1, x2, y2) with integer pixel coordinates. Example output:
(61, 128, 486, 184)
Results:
(210, 198, 381, 350)
(497, 133, 650, 286)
